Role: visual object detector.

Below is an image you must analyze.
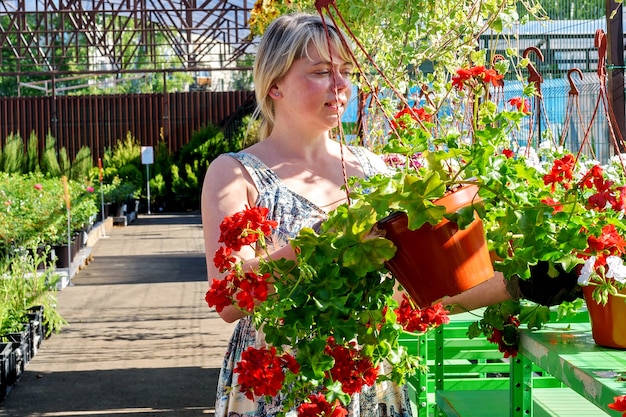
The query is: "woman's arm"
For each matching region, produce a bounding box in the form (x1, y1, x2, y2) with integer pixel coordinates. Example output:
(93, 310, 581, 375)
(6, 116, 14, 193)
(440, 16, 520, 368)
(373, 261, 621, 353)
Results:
(201, 155, 297, 323)
(441, 272, 511, 314)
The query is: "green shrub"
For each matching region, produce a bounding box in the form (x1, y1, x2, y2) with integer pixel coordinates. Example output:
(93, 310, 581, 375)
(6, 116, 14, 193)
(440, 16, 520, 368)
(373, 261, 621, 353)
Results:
(71, 146, 93, 181)
(59, 147, 71, 178)
(149, 173, 166, 206)
(106, 132, 141, 171)
(70, 185, 99, 232)
(149, 138, 173, 207)
(41, 133, 62, 177)
(26, 131, 40, 173)
(171, 161, 200, 208)
(1, 133, 24, 174)
(117, 164, 143, 192)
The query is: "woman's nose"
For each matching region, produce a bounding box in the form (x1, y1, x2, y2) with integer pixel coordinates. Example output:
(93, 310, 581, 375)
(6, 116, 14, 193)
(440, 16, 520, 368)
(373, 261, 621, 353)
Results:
(333, 71, 351, 91)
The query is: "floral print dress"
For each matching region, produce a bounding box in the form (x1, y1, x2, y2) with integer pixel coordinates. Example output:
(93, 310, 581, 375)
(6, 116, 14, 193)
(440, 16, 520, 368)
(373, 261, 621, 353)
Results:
(214, 147, 412, 417)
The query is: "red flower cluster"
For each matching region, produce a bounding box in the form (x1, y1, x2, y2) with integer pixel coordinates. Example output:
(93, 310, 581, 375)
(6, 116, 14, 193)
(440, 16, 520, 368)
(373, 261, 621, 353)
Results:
(205, 269, 271, 313)
(544, 156, 626, 212)
(608, 394, 626, 416)
(543, 154, 575, 192)
(394, 294, 450, 333)
(507, 96, 531, 114)
(584, 225, 626, 270)
(233, 346, 300, 400)
(487, 315, 520, 358)
(297, 393, 348, 417)
(541, 156, 626, 274)
(214, 247, 236, 272)
(324, 337, 379, 395)
(501, 148, 515, 159)
(540, 197, 563, 214)
(205, 206, 278, 312)
(581, 165, 626, 212)
(451, 65, 504, 90)
(391, 106, 432, 130)
(218, 205, 278, 251)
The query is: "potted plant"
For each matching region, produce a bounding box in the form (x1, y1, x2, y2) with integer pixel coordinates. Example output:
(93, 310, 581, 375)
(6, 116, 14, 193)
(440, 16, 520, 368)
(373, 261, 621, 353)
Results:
(206, 205, 451, 415)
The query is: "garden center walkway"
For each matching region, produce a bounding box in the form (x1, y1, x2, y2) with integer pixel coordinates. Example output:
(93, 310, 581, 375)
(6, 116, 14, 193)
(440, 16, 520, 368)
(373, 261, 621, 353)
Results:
(0, 213, 236, 417)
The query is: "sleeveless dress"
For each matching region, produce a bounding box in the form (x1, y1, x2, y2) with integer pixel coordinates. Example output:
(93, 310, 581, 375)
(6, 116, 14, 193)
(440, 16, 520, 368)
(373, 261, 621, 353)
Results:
(214, 147, 412, 417)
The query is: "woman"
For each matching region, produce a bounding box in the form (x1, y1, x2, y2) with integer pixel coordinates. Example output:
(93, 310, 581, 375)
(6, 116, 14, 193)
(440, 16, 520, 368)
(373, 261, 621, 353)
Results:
(201, 11, 549, 417)
(202, 12, 420, 417)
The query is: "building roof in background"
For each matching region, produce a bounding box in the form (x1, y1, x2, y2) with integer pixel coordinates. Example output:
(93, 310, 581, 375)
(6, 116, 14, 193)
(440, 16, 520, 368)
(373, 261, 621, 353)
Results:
(0, 0, 257, 75)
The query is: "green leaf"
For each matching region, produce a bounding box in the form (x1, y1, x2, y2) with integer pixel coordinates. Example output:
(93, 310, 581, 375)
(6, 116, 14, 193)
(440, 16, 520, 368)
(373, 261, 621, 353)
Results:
(519, 304, 551, 330)
(342, 237, 396, 275)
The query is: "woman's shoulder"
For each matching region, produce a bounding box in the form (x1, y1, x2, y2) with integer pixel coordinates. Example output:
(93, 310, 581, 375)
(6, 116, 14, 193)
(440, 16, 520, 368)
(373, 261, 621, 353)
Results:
(205, 152, 261, 185)
(348, 145, 389, 175)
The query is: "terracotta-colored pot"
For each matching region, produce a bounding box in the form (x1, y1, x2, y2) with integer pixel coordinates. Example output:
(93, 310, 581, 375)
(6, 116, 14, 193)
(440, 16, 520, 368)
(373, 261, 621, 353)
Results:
(377, 184, 494, 307)
(582, 286, 626, 349)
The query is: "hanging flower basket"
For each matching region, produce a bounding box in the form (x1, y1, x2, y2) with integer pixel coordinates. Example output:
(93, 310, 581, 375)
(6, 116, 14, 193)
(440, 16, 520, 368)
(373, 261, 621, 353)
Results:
(377, 184, 494, 307)
(582, 286, 626, 349)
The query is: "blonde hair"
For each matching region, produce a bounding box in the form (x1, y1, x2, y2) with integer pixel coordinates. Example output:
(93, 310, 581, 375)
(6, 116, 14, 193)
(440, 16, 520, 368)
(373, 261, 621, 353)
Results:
(252, 13, 353, 140)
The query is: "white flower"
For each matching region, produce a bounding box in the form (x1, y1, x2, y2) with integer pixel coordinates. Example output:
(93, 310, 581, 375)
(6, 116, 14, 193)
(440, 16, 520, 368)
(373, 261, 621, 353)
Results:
(606, 256, 626, 284)
(518, 146, 541, 170)
(609, 153, 626, 166)
(578, 256, 596, 286)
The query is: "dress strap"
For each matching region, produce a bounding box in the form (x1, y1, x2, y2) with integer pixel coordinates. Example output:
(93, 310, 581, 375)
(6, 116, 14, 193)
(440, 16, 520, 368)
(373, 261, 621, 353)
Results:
(226, 152, 281, 193)
(347, 145, 381, 179)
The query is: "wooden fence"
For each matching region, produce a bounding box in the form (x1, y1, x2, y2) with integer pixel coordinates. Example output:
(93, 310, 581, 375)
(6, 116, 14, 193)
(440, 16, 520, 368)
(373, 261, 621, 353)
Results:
(0, 90, 255, 160)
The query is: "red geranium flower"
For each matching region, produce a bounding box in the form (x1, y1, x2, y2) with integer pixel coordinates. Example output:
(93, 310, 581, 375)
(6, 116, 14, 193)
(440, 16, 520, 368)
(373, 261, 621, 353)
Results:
(487, 315, 520, 358)
(481, 67, 504, 86)
(452, 65, 503, 90)
(324, 338, 379, 395)
(391, 106, 432, 130)
(205, 271, 238, 312)
(213, 246, 236, 272)
(507, 97, 531, 114)
(219, 205, 277, 251)
(297, 393, 348, 417)
(543, 154, 576, 191)
(585, 225, 626, 265)
(541, 197, 563, 214)
(502, 148, 515, 159)
(235, 271, 270, 312)
(451, 67, 476, 89)
(233, 346, 299, 400)
(614, 185, 626, 212)
(608, 394, 626, 415)
(394, 294, 449, 333)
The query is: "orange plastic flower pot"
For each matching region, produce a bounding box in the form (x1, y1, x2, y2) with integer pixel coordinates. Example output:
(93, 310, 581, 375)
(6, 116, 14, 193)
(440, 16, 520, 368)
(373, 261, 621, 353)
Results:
(377, 184, 494, 307)
(582, 286, 626, 349)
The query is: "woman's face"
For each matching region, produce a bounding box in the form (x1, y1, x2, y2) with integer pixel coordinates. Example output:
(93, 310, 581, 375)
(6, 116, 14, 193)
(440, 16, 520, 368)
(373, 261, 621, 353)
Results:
(272, 42, 353, 133)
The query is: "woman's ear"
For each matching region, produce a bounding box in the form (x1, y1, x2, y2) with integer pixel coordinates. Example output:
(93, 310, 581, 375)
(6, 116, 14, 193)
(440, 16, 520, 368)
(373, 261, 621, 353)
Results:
(269, 86, 281, 99)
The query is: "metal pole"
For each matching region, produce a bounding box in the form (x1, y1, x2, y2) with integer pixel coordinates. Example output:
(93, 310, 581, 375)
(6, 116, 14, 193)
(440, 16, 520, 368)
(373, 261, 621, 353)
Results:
(66, 206, 71, 284)
(100, 180, 107, 237)
(62, 176, 73, 286)
(146, 164, 152, 215)
(606, 0, 626, 150)
(98, 158, 107, 237)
